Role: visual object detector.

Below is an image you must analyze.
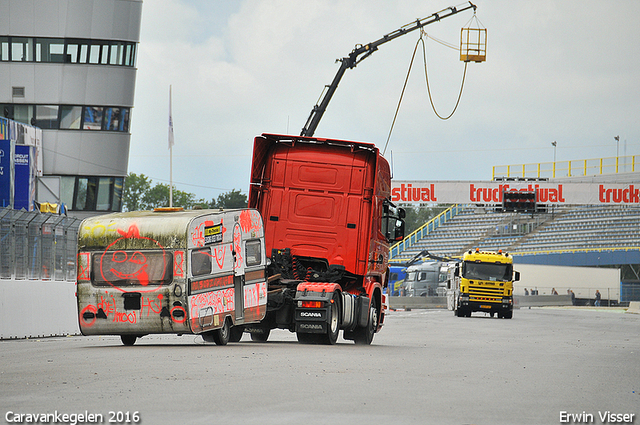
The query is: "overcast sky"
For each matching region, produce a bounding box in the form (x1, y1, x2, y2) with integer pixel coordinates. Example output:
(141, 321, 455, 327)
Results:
(128, 0, 640, 202)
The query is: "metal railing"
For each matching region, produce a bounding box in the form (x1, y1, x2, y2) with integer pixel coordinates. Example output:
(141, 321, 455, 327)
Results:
(493, 155, 640, 179)
(0, 207, 81, 281)
(390, 204, 461, 260)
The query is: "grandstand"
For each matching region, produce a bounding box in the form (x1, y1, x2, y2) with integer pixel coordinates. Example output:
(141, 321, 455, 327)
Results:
(389, 158, 640, 303)
(391, 204, 640, 260)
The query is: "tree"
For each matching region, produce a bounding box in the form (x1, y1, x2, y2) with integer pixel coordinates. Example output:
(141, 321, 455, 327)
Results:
(210, 189, 247, 209)
(122, 173, 152, 211)
(122, 173, 247, 212)
(400, 204, 452, 235)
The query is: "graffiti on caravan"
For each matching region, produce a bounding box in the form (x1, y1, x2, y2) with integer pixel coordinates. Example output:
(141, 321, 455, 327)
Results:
(391, 181, 640, 205)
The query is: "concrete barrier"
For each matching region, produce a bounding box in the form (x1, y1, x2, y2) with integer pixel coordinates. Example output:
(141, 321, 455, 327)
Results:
(514, 294, 573, 308)
(389, 296, 447, 310)
(626, 302, 640, 314)
(388, 295, 575, 310)
(0, 279, 80, 339)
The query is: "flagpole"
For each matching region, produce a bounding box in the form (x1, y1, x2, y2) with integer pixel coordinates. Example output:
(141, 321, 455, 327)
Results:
(169, 85, 174, 207)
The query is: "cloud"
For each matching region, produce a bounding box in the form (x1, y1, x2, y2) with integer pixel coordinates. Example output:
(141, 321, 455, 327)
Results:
(129, 0, 640, 201)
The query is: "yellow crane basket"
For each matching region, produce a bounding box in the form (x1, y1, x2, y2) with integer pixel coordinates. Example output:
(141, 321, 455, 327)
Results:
(460, 26, 486, 63)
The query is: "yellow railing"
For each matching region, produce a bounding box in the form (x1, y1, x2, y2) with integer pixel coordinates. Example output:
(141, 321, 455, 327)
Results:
(493, 155, 639, 180)
(389, 205, 459, 259)
(511, 246, 640, 257)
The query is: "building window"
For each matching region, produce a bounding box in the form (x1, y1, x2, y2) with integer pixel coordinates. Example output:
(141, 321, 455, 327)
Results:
(34, 105, 59, 129)
(3, 103, 130, 132)
(1, 36, 136, 67)
(35, 38, 65, 62)
(61, 176, 123, 212)
(0, 37, 8, 61)
(83, 106, 103, 130)
(88, 44, 101, 64)
(104, 107, 130, 132)
(11, 37, 33, 61)
(59, 105, 82, 129)
(13, 105, 34, 125)
(60, 177, 75, 208)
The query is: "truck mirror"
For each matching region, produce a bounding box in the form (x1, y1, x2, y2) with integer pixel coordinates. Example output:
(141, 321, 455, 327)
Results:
(393, 220, 405, 241)
(454, 266, 459, 277)
(514, 271, 520, 282)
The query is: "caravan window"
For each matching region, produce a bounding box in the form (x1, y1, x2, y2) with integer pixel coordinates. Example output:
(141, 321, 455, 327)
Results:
(191, 248, 212, 277)
(92, 251, 172, 287)
(245, 240, 262, 267)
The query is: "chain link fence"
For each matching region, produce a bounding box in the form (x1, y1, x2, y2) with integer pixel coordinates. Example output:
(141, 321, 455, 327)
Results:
(0, 207, 81, 281)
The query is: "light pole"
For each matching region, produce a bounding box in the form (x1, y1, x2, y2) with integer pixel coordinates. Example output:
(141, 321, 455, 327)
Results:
(551, 141, 557, 178)
(615, 135, 620, 173)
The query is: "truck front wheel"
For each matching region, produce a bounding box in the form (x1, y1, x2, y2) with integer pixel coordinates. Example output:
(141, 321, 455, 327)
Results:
(353, 298, 377, 345)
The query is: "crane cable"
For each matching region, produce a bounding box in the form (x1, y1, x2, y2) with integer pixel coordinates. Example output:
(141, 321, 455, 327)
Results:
(383, 28, 468, 155)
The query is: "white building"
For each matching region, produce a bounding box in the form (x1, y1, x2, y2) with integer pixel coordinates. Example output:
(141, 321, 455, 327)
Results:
(0, 0, 142, 218)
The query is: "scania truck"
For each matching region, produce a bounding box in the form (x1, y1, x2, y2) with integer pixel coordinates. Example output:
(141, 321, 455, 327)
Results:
(247, 133, 405, 344)
(448, 248, 519, 319)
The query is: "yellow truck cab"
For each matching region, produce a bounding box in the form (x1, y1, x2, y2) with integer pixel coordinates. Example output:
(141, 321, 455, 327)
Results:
(449, 249, 519, 319)
(76, 208, 267, 345)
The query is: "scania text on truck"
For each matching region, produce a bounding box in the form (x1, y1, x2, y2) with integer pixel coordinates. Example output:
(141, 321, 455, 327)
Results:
(247, 133, 405, 344)
(76, 208, 268, 345)
(447, 249, 519, 319)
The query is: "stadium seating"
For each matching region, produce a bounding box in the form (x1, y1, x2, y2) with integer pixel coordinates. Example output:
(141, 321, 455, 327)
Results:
(391, 204, 640, 262)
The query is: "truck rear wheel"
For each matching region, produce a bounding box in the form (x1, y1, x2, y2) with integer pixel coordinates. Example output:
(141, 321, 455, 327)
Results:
(353, 298, 377, 345)
(250, 328, 270, 342)
(321, 292, 340, 345)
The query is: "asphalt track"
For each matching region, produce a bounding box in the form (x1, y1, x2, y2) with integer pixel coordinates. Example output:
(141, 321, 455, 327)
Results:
(1, 307, 638, 425)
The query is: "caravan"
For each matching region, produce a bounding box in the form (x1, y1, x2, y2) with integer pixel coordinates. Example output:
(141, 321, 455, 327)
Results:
(76, 208, 267, 345)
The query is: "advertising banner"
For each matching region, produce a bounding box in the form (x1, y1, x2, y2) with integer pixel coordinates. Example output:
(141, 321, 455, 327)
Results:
(14, 145, 34, 211)
(391, 180, 640, 206)
(0, 139, 11, 208)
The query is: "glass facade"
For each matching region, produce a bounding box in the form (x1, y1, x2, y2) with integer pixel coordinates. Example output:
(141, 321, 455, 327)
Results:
(1, 104, 130, 132)
(60, 176, 124, 212)
(1, 36, 136, 67)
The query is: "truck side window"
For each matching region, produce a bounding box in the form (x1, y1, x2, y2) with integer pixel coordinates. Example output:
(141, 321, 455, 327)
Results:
(382, 199, 406, 243)
(245, 239, 262, 267)
(191, 247, 212, 277)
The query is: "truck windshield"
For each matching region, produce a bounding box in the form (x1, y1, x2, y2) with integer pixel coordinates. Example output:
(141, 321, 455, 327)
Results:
(92, 250, 172, 287)
(462, 261, 512, 282)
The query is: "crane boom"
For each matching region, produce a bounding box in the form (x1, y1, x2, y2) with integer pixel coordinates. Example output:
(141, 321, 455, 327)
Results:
(300, 2, 477, 137)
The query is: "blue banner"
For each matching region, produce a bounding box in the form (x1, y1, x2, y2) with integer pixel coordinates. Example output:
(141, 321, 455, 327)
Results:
(0, 139, 10, 208)
(14, 145, 33, 210)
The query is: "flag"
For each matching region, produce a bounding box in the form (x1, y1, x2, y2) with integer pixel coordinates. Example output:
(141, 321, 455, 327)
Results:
(168, 85, 174, 149)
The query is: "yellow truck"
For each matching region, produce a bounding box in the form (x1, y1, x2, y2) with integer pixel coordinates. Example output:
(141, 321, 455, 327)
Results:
(448, 249, 519, 319)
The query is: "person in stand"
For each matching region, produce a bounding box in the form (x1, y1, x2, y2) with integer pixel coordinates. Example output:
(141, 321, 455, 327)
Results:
(568, 289, 575, 305)
(524, 288, 529, 296)
(551, 288, 558, 295)
(594, 289, 601, 307)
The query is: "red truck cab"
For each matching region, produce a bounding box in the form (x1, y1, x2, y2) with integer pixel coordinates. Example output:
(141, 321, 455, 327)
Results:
(248, 134, 404, 344)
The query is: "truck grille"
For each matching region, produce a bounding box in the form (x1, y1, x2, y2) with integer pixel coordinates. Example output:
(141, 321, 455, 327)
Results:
(469, 281, 505, 303)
